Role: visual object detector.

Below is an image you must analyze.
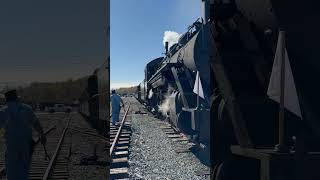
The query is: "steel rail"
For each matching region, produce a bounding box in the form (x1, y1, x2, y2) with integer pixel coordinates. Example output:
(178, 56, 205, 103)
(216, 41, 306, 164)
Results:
(69, 127, 108, 141)
(109, 101, 128, 119)
(34, 125, 56, 144)
(42, 115, 72, 180)
(109, 104, 130, 157)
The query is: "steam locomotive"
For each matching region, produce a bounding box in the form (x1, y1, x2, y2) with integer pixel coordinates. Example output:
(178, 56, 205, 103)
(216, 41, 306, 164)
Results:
(79, 60, 109, 136)
(138, 0, 320, 179)
(137, 18, 212, 164)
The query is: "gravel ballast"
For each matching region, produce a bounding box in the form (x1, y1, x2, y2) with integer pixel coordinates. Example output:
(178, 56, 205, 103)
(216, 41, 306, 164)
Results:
(68, 113, 108, 180)
(127, 98, 210, 180)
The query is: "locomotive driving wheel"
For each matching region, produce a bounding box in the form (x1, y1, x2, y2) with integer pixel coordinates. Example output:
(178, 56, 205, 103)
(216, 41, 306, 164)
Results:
(211, 156, 260, 180)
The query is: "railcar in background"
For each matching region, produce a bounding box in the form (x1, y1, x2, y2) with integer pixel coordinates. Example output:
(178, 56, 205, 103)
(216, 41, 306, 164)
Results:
(136, 80, 147, 104)
(79, 60, 109, 136)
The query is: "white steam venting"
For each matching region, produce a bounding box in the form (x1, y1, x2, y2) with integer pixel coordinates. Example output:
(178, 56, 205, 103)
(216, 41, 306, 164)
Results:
(158, 90, 176, 117)
(148, 89, 154, 99)
(163, 31, 181, 49)
(158, 97, 171, 116)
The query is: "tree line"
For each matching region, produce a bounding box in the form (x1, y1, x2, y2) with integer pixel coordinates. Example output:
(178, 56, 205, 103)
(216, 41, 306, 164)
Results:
(14, 77, 88, 105)
(116, 86, 138, 95)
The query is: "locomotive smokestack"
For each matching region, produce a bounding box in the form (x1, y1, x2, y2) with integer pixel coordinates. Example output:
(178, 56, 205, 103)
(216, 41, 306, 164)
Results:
(202, 0, 210, 24)
(165, 41, 169, 55)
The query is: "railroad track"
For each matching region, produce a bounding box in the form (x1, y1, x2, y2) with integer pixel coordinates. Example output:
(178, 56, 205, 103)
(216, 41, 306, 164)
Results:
(109, 104, 132, 180)
(0, 113, 73, 180)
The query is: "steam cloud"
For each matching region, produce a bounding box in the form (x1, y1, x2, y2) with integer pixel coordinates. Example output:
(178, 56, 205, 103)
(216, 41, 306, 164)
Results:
(158, 97, 171, 116)
(148, 89, 153, 99)
(163, 31, 181, 49)
(158, 86, 176, 116)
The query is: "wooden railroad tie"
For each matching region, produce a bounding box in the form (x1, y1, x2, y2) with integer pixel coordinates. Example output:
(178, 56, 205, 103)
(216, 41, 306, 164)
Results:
(171, 137, 189, 142)
(174, 148, 191, 153)
(159, 125, 172, 129)
(110, 167, 129, 179)
(163, 130, 177, 134)
(111, 157, 128, 168)
(167, 134, 182, 138)
(114, 151, 129, 158)
(110, 104, 131, 180)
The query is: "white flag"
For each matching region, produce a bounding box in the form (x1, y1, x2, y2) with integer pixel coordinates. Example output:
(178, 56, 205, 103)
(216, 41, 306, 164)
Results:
(193, 71, 204, 99)
(267, 33, 302, 118)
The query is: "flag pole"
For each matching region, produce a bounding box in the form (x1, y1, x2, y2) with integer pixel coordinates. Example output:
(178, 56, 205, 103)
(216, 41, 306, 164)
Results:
(195, 72, 200, 144)
(197, 71, 200, 109)
(275, 30, 289, 152)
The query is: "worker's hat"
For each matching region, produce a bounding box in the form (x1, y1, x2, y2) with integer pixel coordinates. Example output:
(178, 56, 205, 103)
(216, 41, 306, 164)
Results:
(4, 89, 18, 101)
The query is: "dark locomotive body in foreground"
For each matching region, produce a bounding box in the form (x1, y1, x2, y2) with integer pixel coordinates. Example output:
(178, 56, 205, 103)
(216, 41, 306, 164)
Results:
(209, 0, 320, 179)
(137, 19, 212, 165)
(79, 60, 109, 136)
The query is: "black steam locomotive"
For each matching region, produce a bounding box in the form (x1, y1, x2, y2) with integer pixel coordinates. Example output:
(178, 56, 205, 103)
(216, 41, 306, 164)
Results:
(137, 0, 320, 179)
(137, 18, 212, 164)
(79, 60, 109, 136)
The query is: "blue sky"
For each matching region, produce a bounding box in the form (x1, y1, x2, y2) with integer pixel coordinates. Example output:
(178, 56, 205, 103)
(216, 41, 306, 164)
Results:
(110, 0, 202, 89)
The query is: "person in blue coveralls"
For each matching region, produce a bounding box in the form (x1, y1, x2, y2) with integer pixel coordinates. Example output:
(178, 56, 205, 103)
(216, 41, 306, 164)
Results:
(110, 90, 124, 126)
(0, 90, 46, 180)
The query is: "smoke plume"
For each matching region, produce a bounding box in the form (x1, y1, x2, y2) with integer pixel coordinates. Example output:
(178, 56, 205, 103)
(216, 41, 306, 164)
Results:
(163, 31, 181, 49)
